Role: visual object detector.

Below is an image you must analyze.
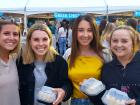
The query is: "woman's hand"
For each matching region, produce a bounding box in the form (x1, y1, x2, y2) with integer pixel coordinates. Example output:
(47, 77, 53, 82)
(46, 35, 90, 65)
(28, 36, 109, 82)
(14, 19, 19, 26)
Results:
(125, 99, 136, 105)
(53, 88, 65, 105)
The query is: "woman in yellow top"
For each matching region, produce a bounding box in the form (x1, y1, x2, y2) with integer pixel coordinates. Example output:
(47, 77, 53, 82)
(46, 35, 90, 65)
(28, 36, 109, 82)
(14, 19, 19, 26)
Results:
(66, 14, 109, 105)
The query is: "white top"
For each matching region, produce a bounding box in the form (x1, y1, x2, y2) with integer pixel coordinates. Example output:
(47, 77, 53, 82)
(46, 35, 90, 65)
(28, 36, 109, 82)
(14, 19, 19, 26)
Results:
(58, 27, 67, 38)
(67, 29, 72, 47)
(63, 48, 112, 63)
(0, 56, 20, 105)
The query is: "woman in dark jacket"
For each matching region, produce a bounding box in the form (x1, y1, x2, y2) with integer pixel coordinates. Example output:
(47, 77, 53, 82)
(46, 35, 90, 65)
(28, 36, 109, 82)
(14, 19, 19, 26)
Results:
(90, 26, 140, 105)
(101, 26, 140, 105)
(17, 23, 73, 105)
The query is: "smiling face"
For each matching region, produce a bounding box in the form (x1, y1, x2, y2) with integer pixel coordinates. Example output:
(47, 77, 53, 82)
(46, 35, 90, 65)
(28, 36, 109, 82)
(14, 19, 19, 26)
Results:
(30, 30, 50, 60)
(77, 20, 93, 49)
(110, 29, 133, 60)
(0, 24, 19, 54)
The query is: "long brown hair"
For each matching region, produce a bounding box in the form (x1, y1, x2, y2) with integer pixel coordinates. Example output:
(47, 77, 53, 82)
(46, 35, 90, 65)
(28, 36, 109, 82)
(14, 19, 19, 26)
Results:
(70, 14, 104, 68)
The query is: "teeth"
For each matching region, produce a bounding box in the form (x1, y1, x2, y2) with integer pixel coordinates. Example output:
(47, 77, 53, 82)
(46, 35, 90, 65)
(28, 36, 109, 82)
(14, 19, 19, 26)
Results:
(82, 38, 89, 40)
(82, 39, 89, 42)
(115, 48, 124, 52)
(38, 49, 44, 51)
(7, 43, 14, 45)
(37, 48, 45, 52)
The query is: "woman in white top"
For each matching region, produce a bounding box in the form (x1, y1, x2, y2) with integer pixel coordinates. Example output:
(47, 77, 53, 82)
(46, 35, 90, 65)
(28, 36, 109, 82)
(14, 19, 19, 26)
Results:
(67, 26, 72, 48)
(58, 22, 67, 55)
(0, 20, 21, 105)
(100, 22, 116, 49)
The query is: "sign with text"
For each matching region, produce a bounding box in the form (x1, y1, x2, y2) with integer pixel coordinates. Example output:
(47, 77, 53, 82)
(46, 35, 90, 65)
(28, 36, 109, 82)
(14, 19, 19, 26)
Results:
(54, 13, 81, 19)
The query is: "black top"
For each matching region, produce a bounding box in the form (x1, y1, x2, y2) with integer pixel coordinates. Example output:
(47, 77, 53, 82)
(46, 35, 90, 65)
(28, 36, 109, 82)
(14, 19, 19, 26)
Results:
(101, 51, 140, 105)
(89, 51, 140, 105)
(17, 55, 73, 105)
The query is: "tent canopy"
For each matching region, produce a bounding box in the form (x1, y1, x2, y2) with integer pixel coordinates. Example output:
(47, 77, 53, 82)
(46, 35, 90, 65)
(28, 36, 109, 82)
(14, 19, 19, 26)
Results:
(25, 0, 107, 15)
(0, 0, 140, 15)
(106, 0, 140, 14)
(0, 0, 27, 14)
(0, 0, 107, 15)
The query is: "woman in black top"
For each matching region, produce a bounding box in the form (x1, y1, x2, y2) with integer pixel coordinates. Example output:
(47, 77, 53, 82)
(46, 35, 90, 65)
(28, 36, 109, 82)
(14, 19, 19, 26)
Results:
(17, 23, 73, 105)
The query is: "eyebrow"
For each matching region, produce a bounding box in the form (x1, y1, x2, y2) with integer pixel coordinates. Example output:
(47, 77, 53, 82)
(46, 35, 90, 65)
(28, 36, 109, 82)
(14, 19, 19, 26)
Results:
(77, 28, 92, 29)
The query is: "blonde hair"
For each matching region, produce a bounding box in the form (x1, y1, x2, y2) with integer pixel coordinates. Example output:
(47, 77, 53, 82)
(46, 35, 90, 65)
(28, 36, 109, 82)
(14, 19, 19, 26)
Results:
(110, 25, 140, 53)
(0, 20, 21, 58)
(100, 22, 116, 42)
(23, 23, 58, 64)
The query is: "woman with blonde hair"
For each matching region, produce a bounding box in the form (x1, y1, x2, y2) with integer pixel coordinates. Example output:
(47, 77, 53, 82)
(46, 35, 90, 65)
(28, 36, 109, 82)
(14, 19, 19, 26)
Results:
(100, 22, 116, 49)
(0, 20, 21, 105)
(17, 23, 73, 105)
(101, 26, 140, 105)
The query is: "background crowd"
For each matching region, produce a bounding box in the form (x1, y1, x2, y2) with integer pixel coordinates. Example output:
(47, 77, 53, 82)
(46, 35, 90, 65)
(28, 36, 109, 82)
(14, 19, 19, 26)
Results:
(0, 13, 140, 105)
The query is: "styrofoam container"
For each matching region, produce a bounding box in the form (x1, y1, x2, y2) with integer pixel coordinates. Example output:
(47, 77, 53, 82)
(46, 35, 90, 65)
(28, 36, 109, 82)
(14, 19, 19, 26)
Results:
(102, 88, 130, 105)
(80, 78, 105, 96)
(37, 86, 57, 103)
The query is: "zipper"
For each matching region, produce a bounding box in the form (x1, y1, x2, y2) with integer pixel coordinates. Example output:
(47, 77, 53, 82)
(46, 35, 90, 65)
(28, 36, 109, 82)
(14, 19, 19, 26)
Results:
(121, 66, 126, 86)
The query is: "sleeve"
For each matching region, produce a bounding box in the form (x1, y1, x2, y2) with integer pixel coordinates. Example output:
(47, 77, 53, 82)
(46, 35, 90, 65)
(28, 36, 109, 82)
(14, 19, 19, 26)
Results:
(56, 55, 73, 101)
(102, 49, 112, 63)
(63, 48, 71, 61)
(136, 98, 140, 105)
(88, 90, 105, 105)
(133, 86, 140, 105)
(16, 57, 28, 105)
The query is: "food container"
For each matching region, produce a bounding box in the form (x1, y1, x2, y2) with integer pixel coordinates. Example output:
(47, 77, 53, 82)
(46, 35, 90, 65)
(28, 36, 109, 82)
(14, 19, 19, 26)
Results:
(37, 86, 57, 104)
(102, 88, 130, 105)
(80, 78, 105, 96)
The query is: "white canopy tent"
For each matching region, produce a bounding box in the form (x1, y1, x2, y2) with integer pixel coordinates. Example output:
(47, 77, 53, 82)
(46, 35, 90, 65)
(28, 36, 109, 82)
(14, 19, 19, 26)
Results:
(1, 0, 140, 30)
(0, 0, 28, 31)
(0, 0, 28, 14)
(0, 0, 107, 30)
(0, 0, 140, 15)
(25, 0, 107, 15)
(106, 0, 140, 14)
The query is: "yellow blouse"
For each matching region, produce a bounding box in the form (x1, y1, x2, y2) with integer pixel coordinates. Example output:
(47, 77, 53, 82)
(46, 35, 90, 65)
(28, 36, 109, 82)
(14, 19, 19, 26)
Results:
(68, 56, 103, 98)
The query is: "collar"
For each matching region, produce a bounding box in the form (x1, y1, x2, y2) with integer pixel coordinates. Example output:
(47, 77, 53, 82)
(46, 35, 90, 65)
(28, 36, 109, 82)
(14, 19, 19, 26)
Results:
(111, 51, 140, 66)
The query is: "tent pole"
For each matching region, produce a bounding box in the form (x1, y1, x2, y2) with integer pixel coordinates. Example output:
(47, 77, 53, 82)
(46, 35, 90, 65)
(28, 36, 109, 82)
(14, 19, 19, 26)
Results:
(23, 11, 28, 36)
(104, 0, 109, 21)
(23, 0, 29, 36)
(106, 5, 109, 21)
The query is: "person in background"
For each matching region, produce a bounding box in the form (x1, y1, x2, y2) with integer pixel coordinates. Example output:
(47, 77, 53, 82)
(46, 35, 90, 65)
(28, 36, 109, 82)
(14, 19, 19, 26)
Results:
(101, 26, 140, 105)
(64, 14, 111, 105)
(0, 20, 21, 105)
(67, 25, 72, 48)
(50, 21, 57, 49)
(99, 19, 107, 36)
(126, 18, 138, 30)
(100, 22, 116, 49)
(58, 22, 67, 55)
(17, 23, 73, 105)
(138, 20, 140, 33)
